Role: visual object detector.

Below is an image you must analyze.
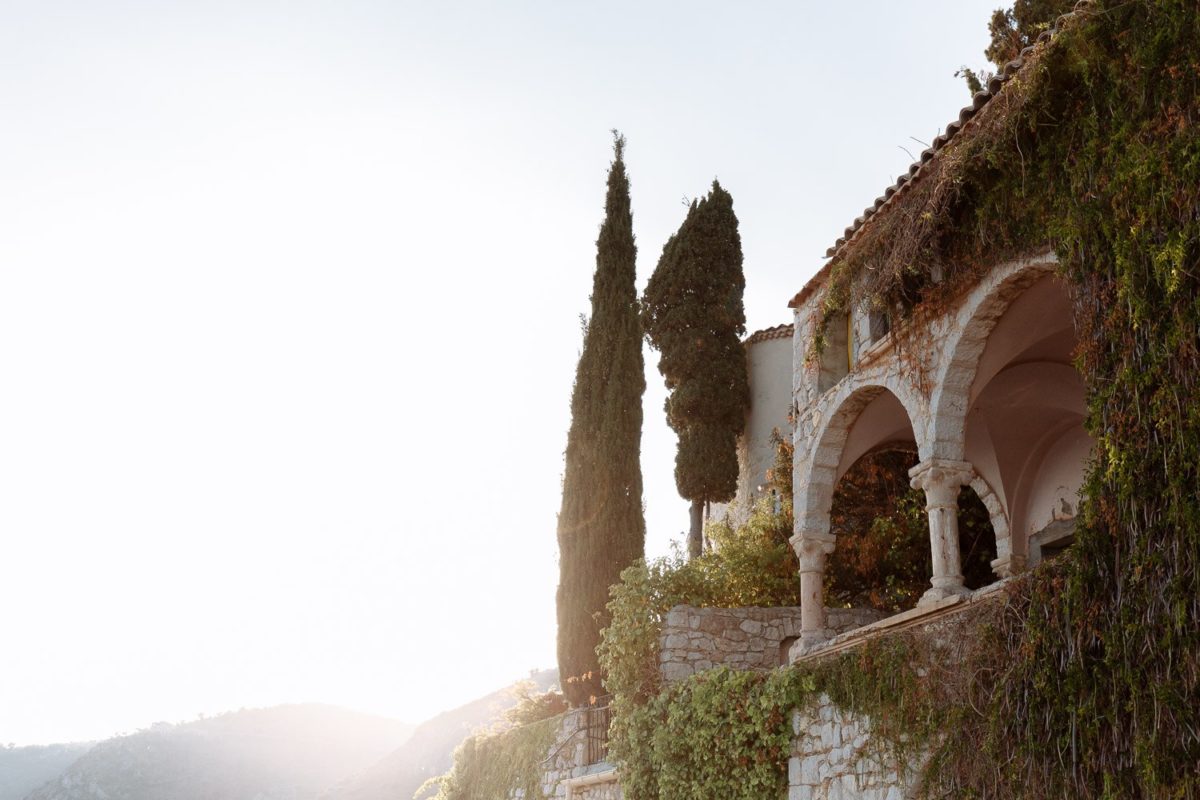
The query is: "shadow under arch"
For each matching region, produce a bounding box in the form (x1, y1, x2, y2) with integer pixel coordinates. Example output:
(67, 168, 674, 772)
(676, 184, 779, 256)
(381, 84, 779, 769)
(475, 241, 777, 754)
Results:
(927, 256, 1059, 461)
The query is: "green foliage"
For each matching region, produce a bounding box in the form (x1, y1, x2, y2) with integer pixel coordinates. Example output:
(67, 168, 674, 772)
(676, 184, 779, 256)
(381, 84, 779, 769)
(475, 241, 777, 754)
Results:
(556, 132, 646, 706)
(819, 1, 1200, 794)
(598, 489, 807, 800)
(614, 668, 808, 800)
(418, 716, 560, 800)
(826, 448, 929, 611)
(598, 495, 801, 709)
(610, 624, 970, 800)
(983, 0, 1076, 68)
(642, 181, 750, 556)
(957, 0, 1075, 93)
(502, 684, 569, 727)
(825, 448, 997, 612)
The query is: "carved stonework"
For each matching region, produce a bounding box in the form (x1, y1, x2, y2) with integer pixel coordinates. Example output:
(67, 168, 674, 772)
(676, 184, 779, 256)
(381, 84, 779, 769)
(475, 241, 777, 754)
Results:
(909, 458, 975, 606)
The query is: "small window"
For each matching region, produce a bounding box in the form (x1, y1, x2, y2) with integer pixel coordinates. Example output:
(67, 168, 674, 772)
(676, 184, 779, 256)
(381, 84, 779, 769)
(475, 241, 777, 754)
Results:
(1031, 519, 1076, 564)
(868, 309, 891, 343)
(818, 313, 850, 393)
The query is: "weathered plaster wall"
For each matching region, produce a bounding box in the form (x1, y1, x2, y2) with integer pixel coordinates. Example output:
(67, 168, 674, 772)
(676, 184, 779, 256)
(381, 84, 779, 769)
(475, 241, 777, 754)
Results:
(712, 328, 794, 527)
(659, 605, 882, 682)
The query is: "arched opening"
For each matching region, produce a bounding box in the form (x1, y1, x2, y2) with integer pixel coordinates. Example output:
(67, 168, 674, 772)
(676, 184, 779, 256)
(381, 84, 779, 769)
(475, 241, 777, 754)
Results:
(825, 445, 999, 613)
(826, 444, 928, 612)
(957, 484, 998, 589)
(778, 636, 799, 666)
(962, 273, 1088, 572)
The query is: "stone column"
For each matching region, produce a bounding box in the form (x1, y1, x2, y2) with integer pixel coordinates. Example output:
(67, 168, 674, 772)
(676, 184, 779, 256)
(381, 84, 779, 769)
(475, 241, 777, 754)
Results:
(792, 534, 836, 648)
(908, 459, 975, 606)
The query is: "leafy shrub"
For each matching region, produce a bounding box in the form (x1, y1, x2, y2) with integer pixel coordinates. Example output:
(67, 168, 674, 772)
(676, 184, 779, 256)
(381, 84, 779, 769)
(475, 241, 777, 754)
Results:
(598, 495, 801, 706)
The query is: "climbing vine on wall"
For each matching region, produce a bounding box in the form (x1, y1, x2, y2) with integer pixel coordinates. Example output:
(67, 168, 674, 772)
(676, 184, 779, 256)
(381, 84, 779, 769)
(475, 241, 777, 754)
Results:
(609, 607, 996, 800)
(813, 1, 1200, 795)
(419, 715, 560, 800)
(602, 3, 1199, 799)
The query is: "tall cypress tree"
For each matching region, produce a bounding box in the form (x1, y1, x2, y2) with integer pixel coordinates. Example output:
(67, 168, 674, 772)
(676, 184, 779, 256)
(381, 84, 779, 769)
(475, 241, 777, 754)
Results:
(556, 133, 646, 707)
(643, 181, 749, 558)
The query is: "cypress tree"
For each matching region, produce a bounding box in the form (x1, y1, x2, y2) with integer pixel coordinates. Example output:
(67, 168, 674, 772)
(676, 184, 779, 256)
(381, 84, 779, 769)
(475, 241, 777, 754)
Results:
(555, 133, 646, 707)
(642, 181, 749, 558)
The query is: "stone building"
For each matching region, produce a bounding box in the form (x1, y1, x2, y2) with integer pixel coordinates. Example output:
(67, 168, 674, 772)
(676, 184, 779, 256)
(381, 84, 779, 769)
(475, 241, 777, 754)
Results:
(787, 249, 1088, 653)
(709, 323, 794, 528)
(536, 8, 1098, 800)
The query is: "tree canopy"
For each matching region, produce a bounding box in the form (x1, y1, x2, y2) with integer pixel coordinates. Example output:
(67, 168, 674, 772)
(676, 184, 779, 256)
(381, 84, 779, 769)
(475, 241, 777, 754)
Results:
(642, 181, 749, 558)
(958, 0, 1076, 93)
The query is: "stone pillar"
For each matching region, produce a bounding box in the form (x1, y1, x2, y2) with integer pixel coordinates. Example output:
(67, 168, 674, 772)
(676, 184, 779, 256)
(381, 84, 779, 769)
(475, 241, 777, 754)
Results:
(792, 534, 836, 648)
(908, 459, 975, 606)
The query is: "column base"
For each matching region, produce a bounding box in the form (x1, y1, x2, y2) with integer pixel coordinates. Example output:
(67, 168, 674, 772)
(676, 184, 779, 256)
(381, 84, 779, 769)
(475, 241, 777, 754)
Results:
(917, 582, 971, 607)
(990, 554, 1026, 579)
(792, 630, 830, 661)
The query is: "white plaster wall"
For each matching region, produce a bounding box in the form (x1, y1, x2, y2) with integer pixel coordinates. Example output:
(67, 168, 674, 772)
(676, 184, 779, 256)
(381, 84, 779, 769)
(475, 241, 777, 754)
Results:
(715, 333, 794, 525)
(744, 336, 794, 497)
(1020, 424, 1090, 547)
(833, 390, 916, 481)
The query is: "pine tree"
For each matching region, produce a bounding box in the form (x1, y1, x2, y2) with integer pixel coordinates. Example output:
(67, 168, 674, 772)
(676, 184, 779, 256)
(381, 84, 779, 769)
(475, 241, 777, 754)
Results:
(555, 133, 646, 707)
(642, 181, 749, 559)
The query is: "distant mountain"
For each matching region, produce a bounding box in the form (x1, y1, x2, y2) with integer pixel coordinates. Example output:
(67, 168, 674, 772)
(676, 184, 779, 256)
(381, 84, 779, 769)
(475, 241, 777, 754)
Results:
(22, 704, 413, 800)
(0, 744, 94, 800)
(323, 670, 558, 800)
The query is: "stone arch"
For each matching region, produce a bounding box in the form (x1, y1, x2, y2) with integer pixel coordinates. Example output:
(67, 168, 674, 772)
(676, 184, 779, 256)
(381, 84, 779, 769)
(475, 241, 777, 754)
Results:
(926, 255, 1059, 461)
(966, 470, 1014, 576)
(793, 379, 923, 543)
(927, 252, 1088, 576)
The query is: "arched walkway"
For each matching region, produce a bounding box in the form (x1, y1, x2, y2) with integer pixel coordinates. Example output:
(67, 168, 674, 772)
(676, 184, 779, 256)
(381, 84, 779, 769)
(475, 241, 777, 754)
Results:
(927, 256, 1087, 576)
(789, 254, 1090, 650)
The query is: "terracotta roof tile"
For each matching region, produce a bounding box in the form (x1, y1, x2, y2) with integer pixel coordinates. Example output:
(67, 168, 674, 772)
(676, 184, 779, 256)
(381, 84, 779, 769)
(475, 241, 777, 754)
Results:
(744, 323, 794, 345)
(788, 1, 1090, 309)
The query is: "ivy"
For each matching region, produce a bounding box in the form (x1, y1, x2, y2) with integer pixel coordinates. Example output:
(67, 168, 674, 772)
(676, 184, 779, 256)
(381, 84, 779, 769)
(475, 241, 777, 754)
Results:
(609, 620, 978, 800)
(418, 715, 560, 800)
(603, 4, 1200, 799)
(812, 1, 1200, 795)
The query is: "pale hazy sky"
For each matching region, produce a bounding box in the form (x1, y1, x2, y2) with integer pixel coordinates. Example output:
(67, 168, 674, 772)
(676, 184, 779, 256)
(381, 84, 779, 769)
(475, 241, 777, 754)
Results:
(1, 1, 1001, 745)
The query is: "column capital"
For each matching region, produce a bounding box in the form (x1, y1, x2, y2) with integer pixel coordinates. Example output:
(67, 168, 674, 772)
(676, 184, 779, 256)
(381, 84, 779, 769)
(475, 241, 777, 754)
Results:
(908, 458, 975, 496)
(790, 533, 836, 572)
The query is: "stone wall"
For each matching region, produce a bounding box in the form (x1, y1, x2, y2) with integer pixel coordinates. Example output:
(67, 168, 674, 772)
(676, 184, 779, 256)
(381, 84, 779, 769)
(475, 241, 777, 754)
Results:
(567, 778, 621, 800)
(789, 695, 916, 800)
(537, 708, 621, 800)
(660, 605, 883, 682)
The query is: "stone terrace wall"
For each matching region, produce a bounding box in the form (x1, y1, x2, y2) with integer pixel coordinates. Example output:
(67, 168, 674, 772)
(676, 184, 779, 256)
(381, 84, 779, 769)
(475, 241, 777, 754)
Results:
(789, 694, 916, 800)
(537, 708, 621, 800)
(569, 781, 621, 800)
(660, 605, 883, 682)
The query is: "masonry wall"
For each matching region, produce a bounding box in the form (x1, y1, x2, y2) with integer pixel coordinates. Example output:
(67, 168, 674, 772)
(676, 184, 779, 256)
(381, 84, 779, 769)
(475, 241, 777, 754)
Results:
(659, 605, 882, 682)
(538, 709, 621, 800)
(789, 695, 916, 800)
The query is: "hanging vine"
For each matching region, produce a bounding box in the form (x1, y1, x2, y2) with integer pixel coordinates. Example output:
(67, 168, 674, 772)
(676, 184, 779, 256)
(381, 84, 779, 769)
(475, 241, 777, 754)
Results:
(605, 2, 1200, 798)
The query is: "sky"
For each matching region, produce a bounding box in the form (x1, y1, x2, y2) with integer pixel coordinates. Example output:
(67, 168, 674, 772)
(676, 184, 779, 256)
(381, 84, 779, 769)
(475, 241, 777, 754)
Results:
(0, 0, 1002, 746)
